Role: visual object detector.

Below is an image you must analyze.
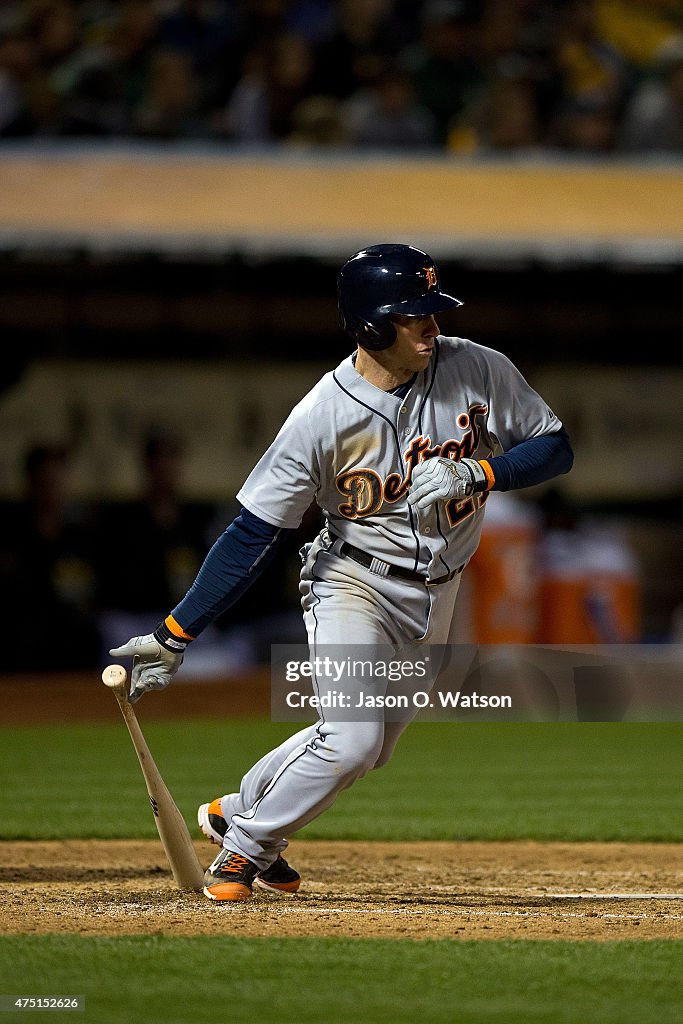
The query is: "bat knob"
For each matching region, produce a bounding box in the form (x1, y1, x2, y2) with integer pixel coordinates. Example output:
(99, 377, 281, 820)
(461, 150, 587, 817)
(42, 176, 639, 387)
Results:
(102, 664, 129, 694)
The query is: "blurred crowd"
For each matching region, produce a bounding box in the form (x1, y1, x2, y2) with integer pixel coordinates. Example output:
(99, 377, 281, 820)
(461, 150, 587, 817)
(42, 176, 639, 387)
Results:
(0, 438, 315, 673)
(0, 439, 645, 674)
(0, 0, 682, 154)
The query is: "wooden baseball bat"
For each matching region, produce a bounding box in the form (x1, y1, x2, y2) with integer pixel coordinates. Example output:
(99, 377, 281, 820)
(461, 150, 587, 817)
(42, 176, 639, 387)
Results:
(101, 664, 205, 892)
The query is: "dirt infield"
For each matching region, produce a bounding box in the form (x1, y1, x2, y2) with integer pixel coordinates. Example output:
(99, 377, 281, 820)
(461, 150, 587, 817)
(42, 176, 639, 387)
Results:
(2, 839, 681, 941)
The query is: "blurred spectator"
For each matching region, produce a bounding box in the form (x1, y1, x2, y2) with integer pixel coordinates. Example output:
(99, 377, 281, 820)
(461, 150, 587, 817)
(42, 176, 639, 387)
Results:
(490, 74, 541, 150)
(476, 1, 566, 146)
(449, 57, 543, 154)
(287, 93, 346, 146)
(217, 44, 271, 141)
(594, 0, 683, 71)
(449, 0, 563, 154)
(344, 67, 436, 149)
(555, 0, 628, 113)
(284, 0, 336, 45)
(401, 0, 483, 146)
(311, 0, 397, 101)
(218, 30, 316, 141)
(94, 430, 216, 620)
(620, 36, 683, 152)
(158, 0, 239, 66)
(60, 0, 162, 135)
(133, 47, 203, 137)
(0, 29, 37, 134)
(553, 94, 619, 152)
(0, 444, 101, 671)
(549, 0, 628, 152)
(268, 31, 315, 138)
(142, 0, 241, 139)
(479, 0, 554, 65)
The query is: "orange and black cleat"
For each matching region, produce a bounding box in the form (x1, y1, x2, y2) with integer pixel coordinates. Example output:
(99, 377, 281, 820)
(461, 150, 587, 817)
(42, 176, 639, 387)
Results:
(255, 854, 301, 894)
(203, 848, 301, 901)
(197, 797, 228, 846)
(203, 849, 259, 902)
(199, 797, 302, 895)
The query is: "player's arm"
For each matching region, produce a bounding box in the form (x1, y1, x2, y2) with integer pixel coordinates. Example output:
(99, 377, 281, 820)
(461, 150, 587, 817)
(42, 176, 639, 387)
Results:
(408, 427, 573, 509)
(110, 507, 295, 702)
(477, 425, 574, 491)
(110, 397, 320, 702)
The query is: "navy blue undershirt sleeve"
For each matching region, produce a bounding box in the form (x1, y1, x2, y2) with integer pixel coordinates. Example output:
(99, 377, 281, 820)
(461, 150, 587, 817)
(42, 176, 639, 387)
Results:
(487, 427, 574, 491)
(170, 507, 295, 638)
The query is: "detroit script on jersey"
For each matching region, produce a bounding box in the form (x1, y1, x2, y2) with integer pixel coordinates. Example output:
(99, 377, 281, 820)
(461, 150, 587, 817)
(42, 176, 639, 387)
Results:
(335, 401, 490, 529)
(238, 337, 560, 577)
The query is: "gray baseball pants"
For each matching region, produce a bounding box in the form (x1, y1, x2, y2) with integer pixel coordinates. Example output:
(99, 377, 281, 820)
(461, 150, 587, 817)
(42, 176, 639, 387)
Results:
(217, 530, 462, 869)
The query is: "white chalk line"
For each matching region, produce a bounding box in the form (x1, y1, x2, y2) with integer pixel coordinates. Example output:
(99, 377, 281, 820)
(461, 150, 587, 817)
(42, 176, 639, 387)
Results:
(266, 907, 683, 923)
(547, 893, 683, 901)
(259, 909, 683, 925)
(93, 901, 683, 923)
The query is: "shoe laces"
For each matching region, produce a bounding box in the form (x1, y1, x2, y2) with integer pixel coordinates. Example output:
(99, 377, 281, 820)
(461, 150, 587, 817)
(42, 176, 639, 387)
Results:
(217, 852, 251, 876)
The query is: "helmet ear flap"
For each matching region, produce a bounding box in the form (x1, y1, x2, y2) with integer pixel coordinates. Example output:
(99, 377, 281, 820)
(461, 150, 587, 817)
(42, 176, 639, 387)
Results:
(338, 303, 396, 351)
(358, 318, 396, 351)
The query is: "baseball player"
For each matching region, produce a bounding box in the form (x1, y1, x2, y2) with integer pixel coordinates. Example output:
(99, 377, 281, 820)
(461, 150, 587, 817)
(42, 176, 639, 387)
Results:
(111, 244, 573, 902)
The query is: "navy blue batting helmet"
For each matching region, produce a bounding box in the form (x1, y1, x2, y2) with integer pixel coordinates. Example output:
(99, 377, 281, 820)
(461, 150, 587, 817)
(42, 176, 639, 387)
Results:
(337, 243, 462, 351)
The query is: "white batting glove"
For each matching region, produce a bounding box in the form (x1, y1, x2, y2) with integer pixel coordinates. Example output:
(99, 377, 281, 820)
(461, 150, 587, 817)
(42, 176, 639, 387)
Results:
(407, 457, 488, 512)
(109, 633, 184, 704)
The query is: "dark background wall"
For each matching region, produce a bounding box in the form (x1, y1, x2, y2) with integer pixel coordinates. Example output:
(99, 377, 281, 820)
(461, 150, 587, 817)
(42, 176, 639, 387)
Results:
(1, 252, 681, 371)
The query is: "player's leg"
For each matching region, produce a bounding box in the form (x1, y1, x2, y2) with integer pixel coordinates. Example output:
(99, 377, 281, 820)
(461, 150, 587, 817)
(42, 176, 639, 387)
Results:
(206, 570, 461, 832)
(201, 532, 411, 838)
(203, 536, 453, 899)
(198, 722, 320, 841)
(223, 713, 386, 851)
(203, 709, 387, 899)
(205, 538, 405, 895)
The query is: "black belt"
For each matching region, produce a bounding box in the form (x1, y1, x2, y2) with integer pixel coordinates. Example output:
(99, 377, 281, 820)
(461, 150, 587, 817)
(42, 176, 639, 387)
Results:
(336, 539, 464, 587)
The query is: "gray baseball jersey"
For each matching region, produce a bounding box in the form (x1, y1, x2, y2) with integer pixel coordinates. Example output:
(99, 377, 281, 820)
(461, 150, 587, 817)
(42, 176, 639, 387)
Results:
(237, 336, 560, 578)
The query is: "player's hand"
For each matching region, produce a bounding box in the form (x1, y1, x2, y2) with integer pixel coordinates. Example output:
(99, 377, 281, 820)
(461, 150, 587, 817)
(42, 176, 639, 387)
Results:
(109, 634, 183, 704)
(407, 457, 488, 511)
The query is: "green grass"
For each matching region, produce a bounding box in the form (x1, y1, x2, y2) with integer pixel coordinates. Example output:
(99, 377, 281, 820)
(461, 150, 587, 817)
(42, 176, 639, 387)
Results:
(0, 720, 680, 841)
(1, 723, 680, 1024)
(0, 936, 679, 1024)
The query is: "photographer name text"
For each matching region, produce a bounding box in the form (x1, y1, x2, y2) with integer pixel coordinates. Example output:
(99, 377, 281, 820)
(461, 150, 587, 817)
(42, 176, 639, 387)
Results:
(285, 690, 512, 709)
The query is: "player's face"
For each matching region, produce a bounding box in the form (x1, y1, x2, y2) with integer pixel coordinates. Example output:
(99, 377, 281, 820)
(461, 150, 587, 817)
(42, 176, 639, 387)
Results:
(389, 314, 440, 373)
